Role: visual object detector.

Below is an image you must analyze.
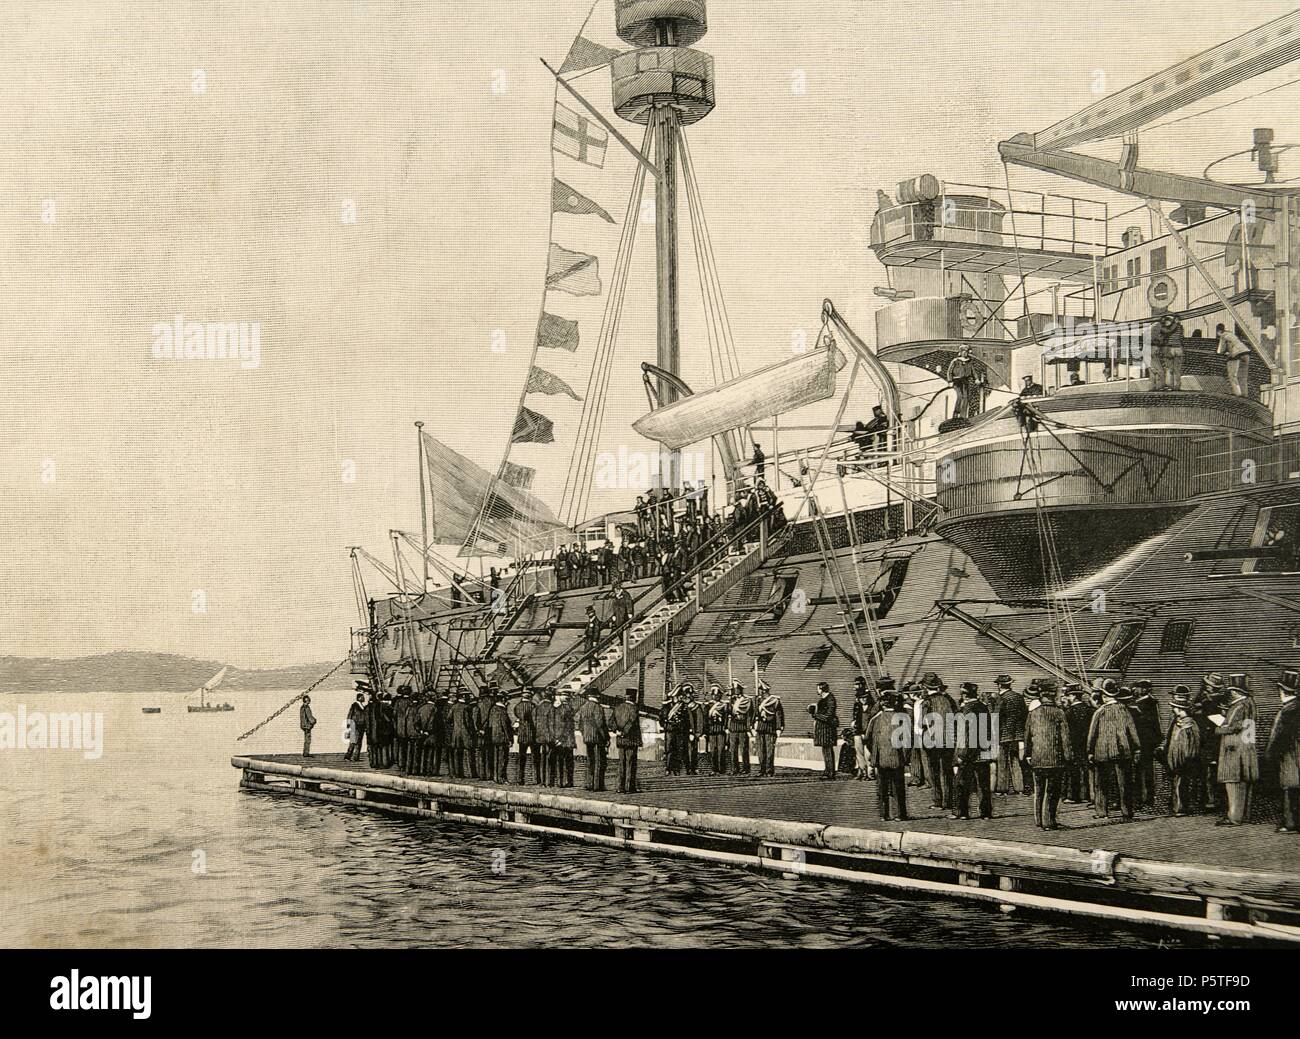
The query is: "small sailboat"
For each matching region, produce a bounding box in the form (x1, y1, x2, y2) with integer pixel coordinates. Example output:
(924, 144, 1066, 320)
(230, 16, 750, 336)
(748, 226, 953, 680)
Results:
(187, 667, 234, 713)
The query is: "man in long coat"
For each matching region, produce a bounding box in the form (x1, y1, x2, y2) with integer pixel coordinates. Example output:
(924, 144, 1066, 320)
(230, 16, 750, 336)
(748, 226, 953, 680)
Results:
(1063, 684, 1094, 804)
(1023, 681, 1073, 829)
(577, 691, 609, 792)
(1130, 680, 1163, 808)
(450, 692, 478, 779)
(919, 672, 958, 810)
(809, 681, 839, 780)
(952, 682, 994, 820)
(1266, 669, 1300, 832)
(345, 686, 368, 762)
(863, 690, 911, 820)
(1156, 687, 1201, 817)
(1216, 674, 1258, 825)
(485, 691, 514, 783)
(1087, 685, 1141, 820)
(392, 685, 413, 773)
(993, 675, 1028, 795)
(533, 689, 555, 787)
(611, 688, 643, 794)
(512, 688, 538, 785)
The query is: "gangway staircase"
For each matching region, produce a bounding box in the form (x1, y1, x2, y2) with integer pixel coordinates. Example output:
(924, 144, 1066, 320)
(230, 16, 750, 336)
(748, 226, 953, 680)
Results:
(555, 519, 786, 698)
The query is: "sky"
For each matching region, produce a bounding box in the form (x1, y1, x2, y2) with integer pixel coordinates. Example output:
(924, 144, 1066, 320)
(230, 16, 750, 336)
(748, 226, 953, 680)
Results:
(2, 0, 1298, 667)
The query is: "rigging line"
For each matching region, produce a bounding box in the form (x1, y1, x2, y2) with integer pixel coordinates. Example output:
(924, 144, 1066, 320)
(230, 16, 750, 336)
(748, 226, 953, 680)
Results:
(571, 188, 639, 526)
(681, 143, 724, 390)
(558, 150, 645, 527)
(679, 133, 741, 383)
(570, 148, 644, 524)
(559, 166, 640, 523)
(567, 122, 653, 520)
(559, 129, 652, 523)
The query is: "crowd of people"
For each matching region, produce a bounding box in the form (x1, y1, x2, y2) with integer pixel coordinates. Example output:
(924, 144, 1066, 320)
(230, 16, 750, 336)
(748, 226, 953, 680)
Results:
(340, 682, 645, 794)
(322, 668, 1299, 835)
(840, 669, 1300, 832)
(550, 479, 786, 596)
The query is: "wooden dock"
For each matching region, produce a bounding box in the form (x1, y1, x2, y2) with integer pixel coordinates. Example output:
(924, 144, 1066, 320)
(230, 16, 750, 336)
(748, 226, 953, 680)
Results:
(233, 752, 1300, 944)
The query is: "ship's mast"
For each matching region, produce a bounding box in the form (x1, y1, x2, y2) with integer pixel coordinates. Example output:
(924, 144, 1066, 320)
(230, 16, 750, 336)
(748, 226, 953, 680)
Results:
(612, 0, 715, 489)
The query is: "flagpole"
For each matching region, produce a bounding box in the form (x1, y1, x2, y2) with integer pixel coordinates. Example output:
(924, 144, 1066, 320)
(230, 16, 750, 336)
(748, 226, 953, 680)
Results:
(416, 421, 430, 591)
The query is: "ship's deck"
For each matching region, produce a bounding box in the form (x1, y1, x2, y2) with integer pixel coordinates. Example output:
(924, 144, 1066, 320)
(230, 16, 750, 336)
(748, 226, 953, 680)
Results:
(234, 750, 1300, 943)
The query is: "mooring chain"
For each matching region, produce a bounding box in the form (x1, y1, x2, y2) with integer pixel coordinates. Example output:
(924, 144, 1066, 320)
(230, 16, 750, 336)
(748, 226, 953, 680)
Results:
(235, 655, 352, 742)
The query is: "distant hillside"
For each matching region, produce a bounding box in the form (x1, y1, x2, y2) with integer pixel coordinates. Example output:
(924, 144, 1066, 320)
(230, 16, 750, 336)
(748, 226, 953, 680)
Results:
(0, 651, 355, 694)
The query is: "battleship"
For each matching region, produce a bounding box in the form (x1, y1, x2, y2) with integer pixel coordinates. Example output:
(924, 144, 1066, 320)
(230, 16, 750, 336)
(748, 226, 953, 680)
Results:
(347, 1, 1300, 766)
(228, 0, 1300, 944)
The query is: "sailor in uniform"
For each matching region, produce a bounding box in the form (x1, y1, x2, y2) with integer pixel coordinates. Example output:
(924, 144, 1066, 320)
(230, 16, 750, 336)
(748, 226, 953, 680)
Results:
(729, 682, 754, 775)
(706, 686, 730, 774)
(754, 681, 784, 777)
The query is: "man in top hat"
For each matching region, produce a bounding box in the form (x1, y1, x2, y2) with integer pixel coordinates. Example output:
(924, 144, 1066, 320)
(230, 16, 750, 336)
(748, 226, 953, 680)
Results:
(952, 682, 994, 820)
(754, 680, 785, 777)
(1266, 670, 1300, 832)
(1087, 683, 1141, 820)
(809, 681, 840, 781)
(918, 673, 958, 811)
(993, 675, 1028, 796)
(851, 677, 878, 781)
(432, 691, 453, 777)
(583, 605, 604, 672)
(299, 694, 317, 758)
(1155, 687, 1201, 817)
(577, 688, 610, 792)
(729, 682, 755, 775)
(1023, 680, 1072, 830)
(704, 684, 729, 774)
(345, 683, 369, 762)
(1061, 684, 1094, 805)
(863, 688, 911, 821)
(611, 688, 643, 794)
(1215, 673, 1258, 825)
(1130, 680, 1163, 809)
(550, 689, 577, 788)
(485, 690, 514, 784)
(533, 688, 554, 786)
(512, 687, 538, 785)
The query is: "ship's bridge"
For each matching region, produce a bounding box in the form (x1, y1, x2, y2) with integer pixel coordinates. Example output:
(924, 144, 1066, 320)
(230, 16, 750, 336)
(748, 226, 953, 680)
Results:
(870, 178, 1110, 283)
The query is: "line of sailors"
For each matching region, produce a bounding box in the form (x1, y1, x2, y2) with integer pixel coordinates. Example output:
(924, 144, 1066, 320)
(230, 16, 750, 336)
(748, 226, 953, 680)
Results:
(658, 681, 786, 778)
(842, 669, 1300, 832)
(345, 681, 645, 795)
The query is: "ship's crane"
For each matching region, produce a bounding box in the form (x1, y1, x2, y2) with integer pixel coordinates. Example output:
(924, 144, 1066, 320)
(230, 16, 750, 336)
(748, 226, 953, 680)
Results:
(998, 8, 1300, 372)
(998, 8, 1300, 209)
